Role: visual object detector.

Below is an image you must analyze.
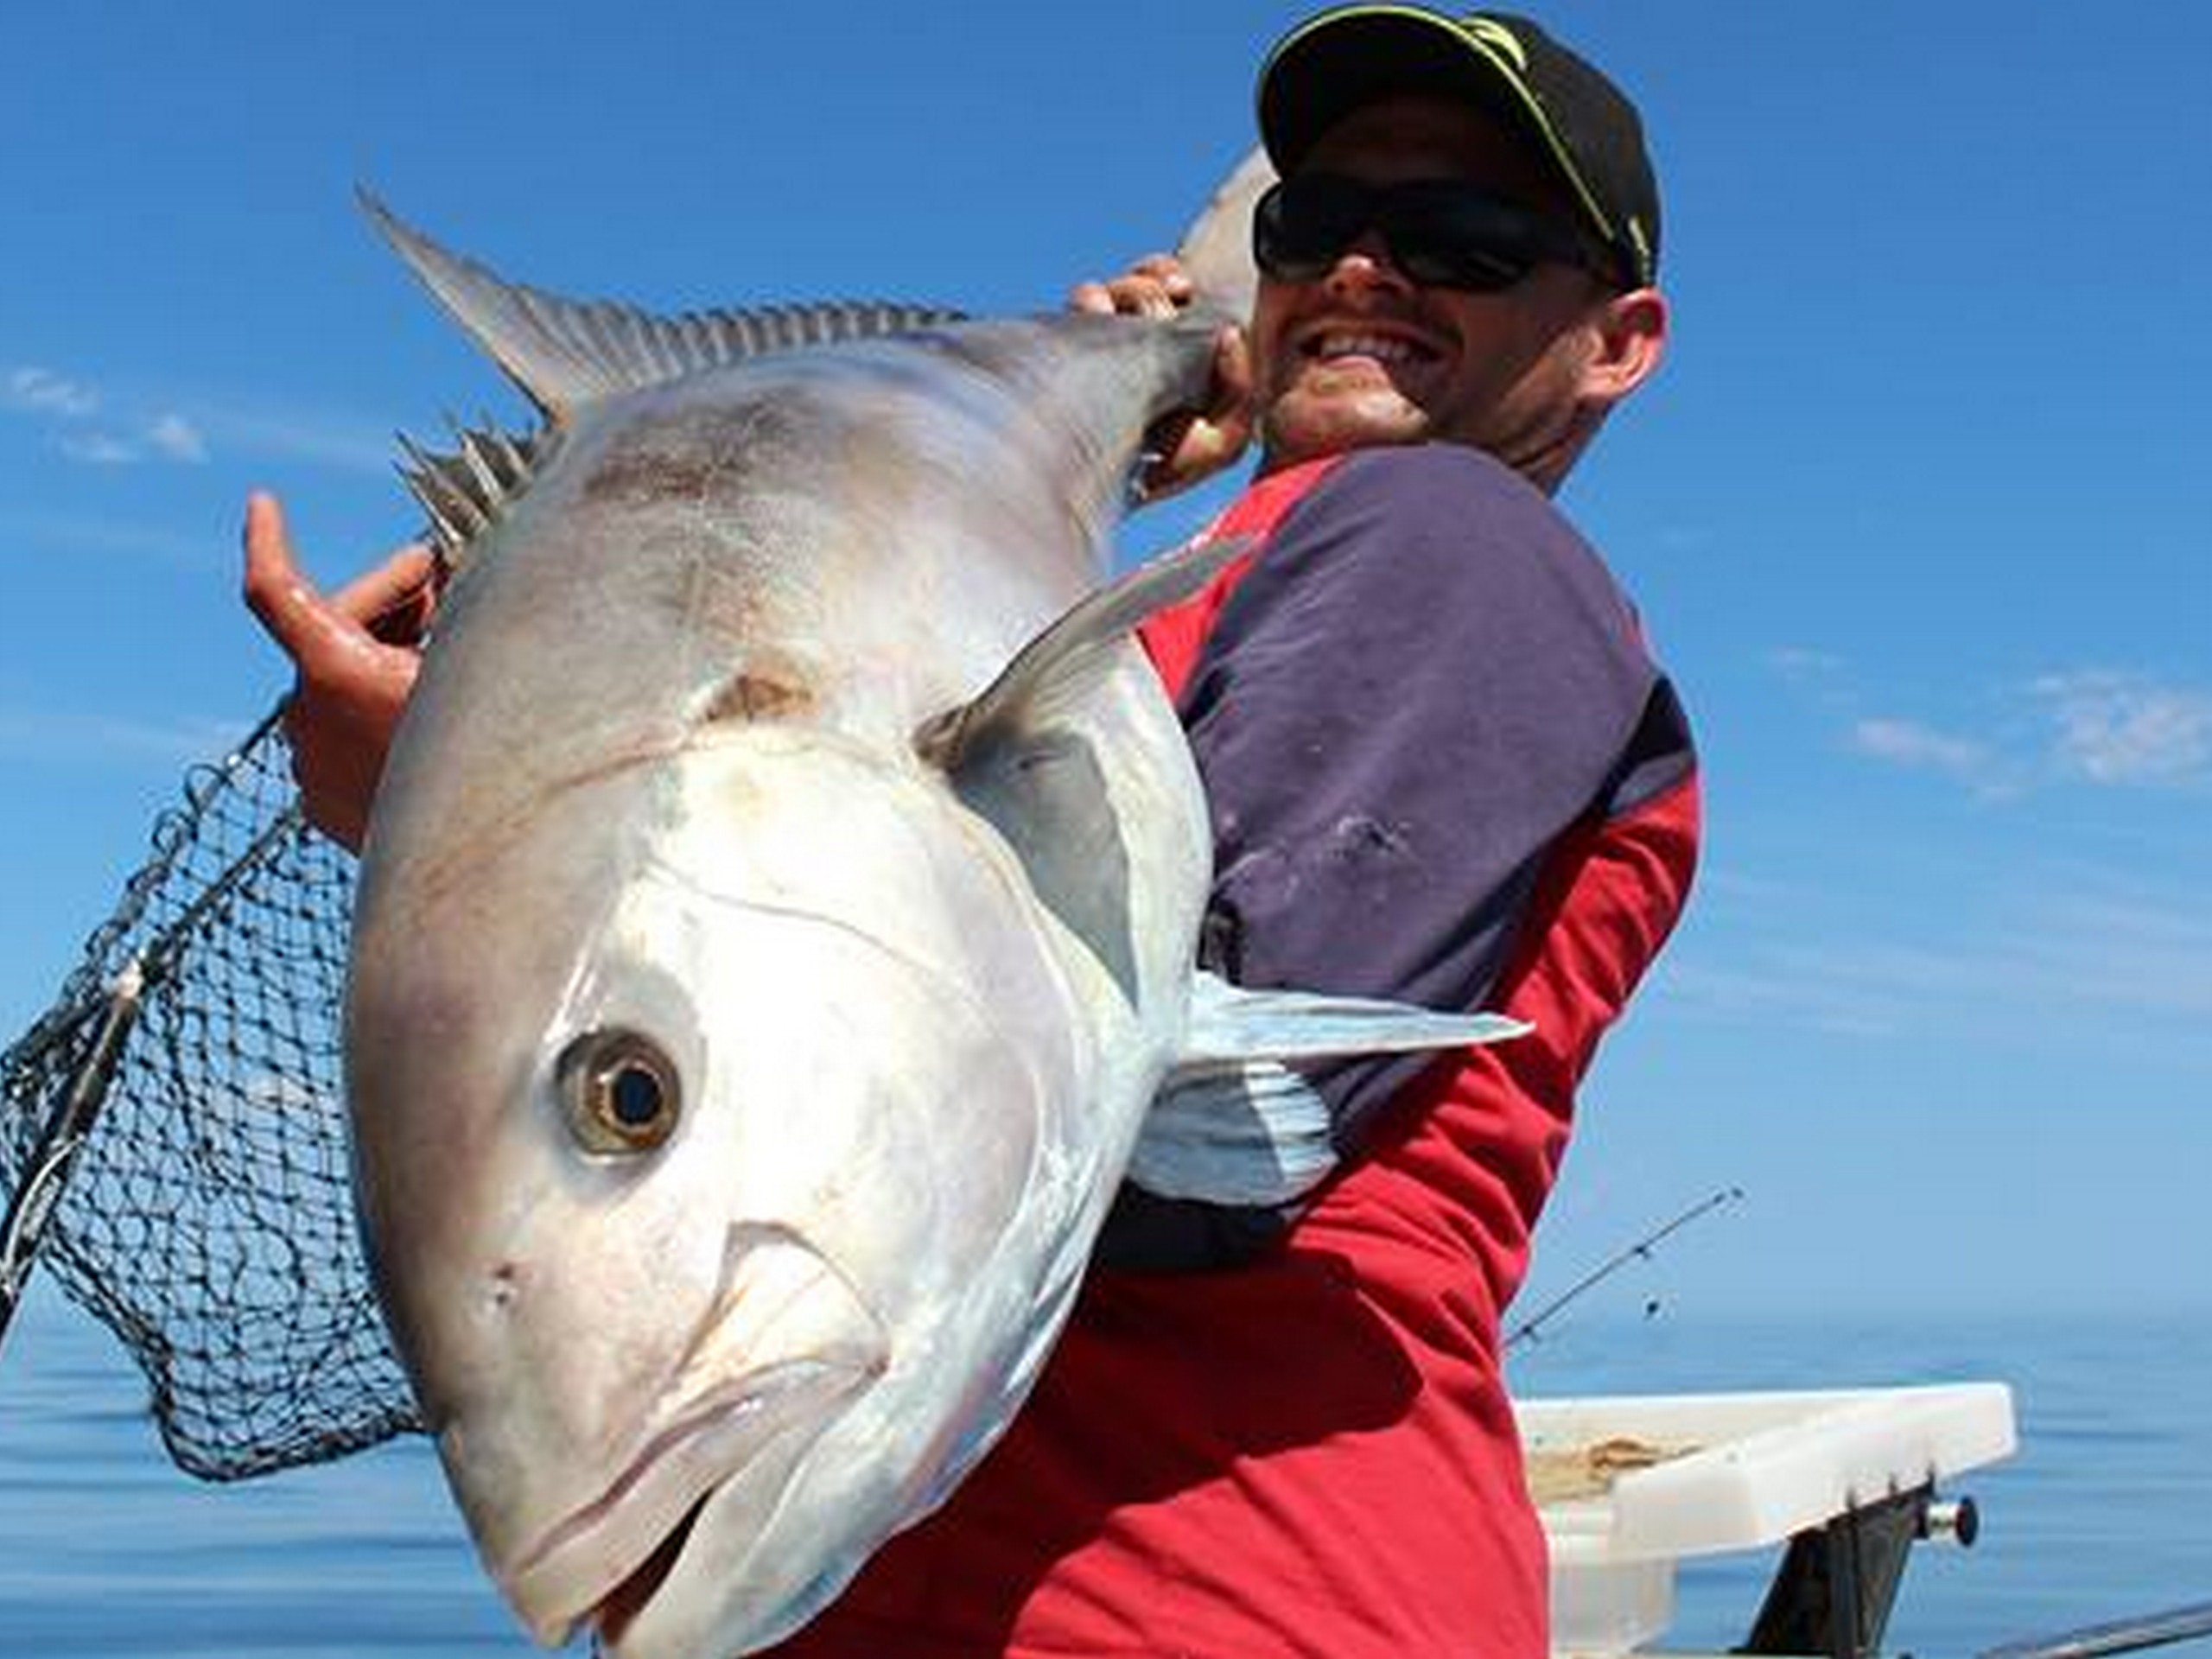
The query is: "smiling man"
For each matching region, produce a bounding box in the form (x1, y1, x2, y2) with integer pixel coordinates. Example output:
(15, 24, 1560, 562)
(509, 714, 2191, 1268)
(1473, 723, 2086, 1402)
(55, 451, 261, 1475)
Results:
(245, 7, 1699, 1655)
(1249, 95, 1655, 480)
(777, 8, 1700, 1656)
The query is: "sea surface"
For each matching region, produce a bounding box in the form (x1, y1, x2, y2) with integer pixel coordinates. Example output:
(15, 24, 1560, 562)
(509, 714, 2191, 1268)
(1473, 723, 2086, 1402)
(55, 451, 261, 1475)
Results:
(0, 1284, 2205, 1656)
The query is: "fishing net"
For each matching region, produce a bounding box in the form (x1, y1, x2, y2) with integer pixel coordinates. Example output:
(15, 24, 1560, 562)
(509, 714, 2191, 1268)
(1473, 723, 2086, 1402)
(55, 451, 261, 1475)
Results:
(0, 357, 954, 1484)
(0, 707, 419, 1480)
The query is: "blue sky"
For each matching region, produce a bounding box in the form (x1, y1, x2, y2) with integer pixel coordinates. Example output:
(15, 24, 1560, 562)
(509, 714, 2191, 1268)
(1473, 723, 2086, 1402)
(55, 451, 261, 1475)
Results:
(3, 2, 2208, 1331)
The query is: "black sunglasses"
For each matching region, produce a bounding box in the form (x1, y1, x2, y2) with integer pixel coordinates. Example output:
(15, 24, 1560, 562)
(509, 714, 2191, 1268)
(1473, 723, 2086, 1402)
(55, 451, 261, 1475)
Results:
(1252, 174, 1605, 293)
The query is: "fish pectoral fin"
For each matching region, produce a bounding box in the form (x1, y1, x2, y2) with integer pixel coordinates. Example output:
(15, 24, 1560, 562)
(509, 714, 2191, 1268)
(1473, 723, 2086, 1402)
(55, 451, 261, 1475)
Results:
(1128, 1058, 1337, 1205)
(913, 535, 1249, 772)
(1125, 972, 1531, 1205)
(358, 189, 965, 423)
(1179, 969, 1530, 1064)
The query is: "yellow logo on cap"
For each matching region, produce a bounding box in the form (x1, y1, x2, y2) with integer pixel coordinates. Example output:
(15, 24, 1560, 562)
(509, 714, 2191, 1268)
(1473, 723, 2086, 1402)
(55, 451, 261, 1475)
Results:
(1462, 16, 1529, 75)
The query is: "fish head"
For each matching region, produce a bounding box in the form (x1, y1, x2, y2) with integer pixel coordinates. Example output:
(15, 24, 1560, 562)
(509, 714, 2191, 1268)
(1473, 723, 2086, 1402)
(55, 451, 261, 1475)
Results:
(346, 728, 1095, 1655)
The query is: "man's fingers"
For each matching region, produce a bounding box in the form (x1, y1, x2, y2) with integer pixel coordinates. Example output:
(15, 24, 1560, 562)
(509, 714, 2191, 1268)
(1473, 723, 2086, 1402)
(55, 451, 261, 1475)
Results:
(238, 491, 424, 850)
(329, 544, 436, 628)
(1071, 276, 1178, 319)
(1069, 254, 1198, 321)
(1128, 254, 1194, 296)
(1135, 325, 1255, 500)
(1211, 323, 1255, 422)
(242, 493, 323, 645)
(242, 492, 371, 670)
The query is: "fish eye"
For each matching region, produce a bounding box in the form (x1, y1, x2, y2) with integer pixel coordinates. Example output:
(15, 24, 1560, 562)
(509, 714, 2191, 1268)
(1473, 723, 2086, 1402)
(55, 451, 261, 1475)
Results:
(556, 1028, 682, 1156)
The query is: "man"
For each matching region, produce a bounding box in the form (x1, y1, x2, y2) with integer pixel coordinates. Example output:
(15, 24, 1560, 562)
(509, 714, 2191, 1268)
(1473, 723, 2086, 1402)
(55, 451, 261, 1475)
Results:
(246, 8, 1695, 1653)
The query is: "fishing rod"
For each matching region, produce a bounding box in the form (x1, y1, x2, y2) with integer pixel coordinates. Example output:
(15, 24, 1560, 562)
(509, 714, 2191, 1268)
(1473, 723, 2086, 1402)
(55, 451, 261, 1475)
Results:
(1505, 1185, 1745, 1350)
(1979, 1600, 2212, 1659)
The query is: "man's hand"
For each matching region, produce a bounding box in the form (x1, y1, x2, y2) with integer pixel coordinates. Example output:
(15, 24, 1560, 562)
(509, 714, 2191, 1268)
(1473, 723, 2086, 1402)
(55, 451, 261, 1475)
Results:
(241, 492, 433, 853)
(1070, 253, 1254, 499)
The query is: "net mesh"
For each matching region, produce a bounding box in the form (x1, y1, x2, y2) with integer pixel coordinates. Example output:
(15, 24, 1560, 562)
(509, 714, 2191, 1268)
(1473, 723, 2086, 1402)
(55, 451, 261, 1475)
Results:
(0, 709, 419, 1480)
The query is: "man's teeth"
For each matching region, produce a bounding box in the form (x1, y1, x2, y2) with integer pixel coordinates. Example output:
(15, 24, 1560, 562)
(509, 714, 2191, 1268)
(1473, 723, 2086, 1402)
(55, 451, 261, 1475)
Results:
(1312, 333, 1423, 364)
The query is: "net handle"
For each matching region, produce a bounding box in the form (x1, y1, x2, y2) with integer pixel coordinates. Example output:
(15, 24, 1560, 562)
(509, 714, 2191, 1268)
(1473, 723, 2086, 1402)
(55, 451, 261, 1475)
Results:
(0, 962, 148, 1354)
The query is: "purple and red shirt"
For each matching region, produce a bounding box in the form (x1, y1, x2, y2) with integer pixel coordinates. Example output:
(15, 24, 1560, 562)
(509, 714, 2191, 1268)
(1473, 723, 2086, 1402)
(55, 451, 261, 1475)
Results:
(775, 444, 1700, 1657)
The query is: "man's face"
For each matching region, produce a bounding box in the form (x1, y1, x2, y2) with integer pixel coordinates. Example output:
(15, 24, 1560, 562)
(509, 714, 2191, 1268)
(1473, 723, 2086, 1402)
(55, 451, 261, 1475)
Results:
(1250, 94, 1620, 481)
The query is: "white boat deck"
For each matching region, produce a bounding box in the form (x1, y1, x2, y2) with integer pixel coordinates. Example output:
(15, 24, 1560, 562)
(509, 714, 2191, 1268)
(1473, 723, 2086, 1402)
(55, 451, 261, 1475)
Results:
(1518, 1382, 2018, 1656)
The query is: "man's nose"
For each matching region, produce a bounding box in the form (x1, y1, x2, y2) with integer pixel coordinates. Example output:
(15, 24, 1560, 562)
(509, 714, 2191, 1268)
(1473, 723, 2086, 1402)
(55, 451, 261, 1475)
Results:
(1323, 231, 1414, 296)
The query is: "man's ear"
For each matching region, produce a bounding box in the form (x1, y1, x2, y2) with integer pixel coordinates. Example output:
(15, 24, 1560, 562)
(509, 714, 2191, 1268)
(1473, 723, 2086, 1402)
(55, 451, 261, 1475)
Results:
(1582, 286, 1669, 408)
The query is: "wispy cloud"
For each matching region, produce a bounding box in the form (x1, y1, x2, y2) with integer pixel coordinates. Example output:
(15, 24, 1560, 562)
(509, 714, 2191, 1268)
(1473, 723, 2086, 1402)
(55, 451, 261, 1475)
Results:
(0, 707, 251, 769)
(1765, 645, 1845, 684)
(5, 360, 391, 476)
(1655, 950, 1906, 1037)
(2033, 671, 2212, 787)
(1660, 862, 2212, 1039)
(0, 509, 223, 568)
(6, 366, 99, 418)
(1850, 716, 1994, 786)
(188, 403, 393, 475)
(1769, 651, 2211, 795)
(146, 413, 209, 464)
(56, 430, 143, 467)
(5, 360, 211, 469)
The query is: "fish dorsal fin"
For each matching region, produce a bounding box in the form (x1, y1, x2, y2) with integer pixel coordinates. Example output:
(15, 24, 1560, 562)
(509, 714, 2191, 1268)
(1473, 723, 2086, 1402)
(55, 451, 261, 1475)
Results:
(395, 417, 542, 568)
(913, 533, 1246, 772)
(359, 189, 967, 423)
(1126, 971, 1530, 1205)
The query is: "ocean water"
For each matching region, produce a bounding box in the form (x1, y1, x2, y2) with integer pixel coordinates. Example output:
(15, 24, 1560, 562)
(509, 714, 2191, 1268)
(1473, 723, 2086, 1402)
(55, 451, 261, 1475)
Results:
(0, 1284, 2205, 1656)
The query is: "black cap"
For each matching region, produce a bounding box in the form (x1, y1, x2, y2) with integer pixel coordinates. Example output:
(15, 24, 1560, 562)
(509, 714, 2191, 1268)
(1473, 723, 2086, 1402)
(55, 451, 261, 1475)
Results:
(1256, 6, 1660, 288)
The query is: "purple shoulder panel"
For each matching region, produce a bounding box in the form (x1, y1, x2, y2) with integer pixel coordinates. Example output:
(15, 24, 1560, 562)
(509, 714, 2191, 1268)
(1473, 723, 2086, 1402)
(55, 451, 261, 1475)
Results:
(1099, 444, 1694, 1268)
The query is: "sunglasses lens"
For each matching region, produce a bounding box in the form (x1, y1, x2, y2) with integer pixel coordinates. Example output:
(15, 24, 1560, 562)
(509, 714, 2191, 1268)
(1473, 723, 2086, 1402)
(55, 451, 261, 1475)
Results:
(1391, 184, 1543, 291)
(1253, 175, 1574, 293)
(1253, 176, 1370, 283)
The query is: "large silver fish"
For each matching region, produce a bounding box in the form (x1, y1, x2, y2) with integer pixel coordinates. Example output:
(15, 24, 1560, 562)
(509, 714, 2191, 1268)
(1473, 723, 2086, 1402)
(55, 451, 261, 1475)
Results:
(344, 163, 1524, 1658)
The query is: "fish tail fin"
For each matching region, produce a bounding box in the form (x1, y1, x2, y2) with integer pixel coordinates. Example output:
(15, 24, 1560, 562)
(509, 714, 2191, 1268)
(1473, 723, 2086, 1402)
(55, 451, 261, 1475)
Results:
(1172, 148, 1274, 322)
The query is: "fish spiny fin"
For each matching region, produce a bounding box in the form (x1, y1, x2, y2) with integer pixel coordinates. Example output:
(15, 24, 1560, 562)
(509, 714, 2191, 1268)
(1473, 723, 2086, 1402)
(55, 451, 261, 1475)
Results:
(394, 417, 543, 568)
(359, 189, 966, 423)
(1127, 971, 1530, 1205)
(914, 533, 1248, 772)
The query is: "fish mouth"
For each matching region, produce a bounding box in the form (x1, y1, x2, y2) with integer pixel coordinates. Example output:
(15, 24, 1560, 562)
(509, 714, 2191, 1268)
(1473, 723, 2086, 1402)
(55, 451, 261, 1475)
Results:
(502, 1228, 889, 1649)
(592, 1488, 704, 1650)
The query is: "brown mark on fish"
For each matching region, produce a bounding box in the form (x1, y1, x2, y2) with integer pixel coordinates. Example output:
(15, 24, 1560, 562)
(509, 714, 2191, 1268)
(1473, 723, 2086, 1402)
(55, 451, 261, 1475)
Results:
(702, 664, 814, 727)
(582, 445, 726, 509)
